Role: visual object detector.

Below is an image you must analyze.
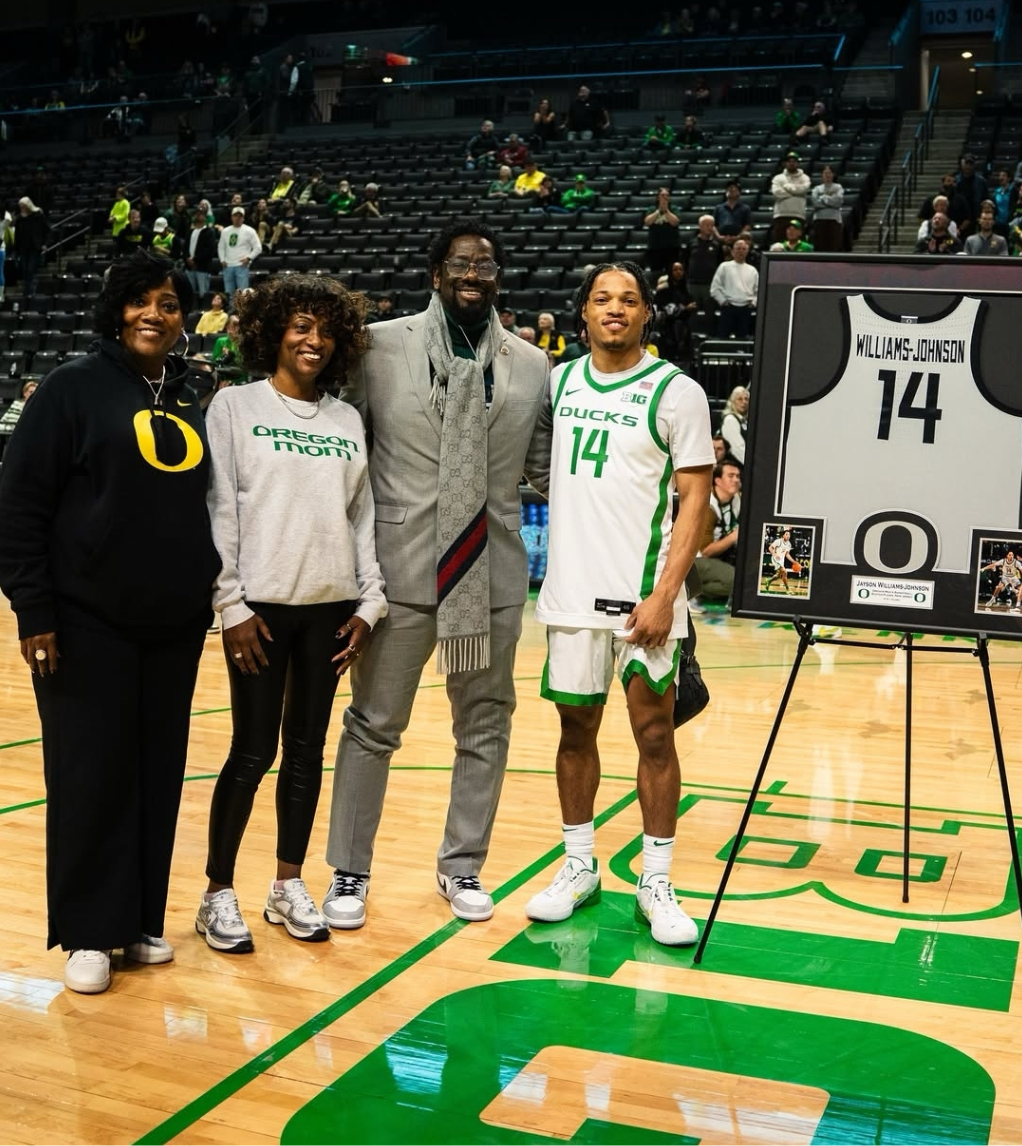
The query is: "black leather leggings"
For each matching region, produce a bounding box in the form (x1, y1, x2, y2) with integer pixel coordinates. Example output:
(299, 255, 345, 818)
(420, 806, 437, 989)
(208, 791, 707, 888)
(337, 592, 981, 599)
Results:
(205, 600, 356, 884)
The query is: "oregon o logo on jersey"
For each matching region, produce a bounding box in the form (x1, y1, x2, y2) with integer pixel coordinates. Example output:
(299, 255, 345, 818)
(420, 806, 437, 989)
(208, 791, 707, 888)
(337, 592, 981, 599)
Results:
(132, 409, 204, 472)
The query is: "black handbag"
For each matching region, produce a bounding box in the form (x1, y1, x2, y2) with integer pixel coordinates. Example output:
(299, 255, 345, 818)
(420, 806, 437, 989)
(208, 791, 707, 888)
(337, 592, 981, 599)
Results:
(673, 598, 710, 727)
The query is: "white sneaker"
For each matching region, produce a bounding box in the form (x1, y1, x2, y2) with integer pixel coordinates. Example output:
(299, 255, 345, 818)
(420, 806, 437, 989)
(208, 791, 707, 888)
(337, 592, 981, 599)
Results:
(322, 871, 370, 930)
(437, 872, 494, 921)
(525, 857, 601, 922)
(264, 878, 329, 942)
(124, 934, 174, 964)
(195, 888, 254, 954)
(635, 876, 698, 946)
(65, 949, 112, 994)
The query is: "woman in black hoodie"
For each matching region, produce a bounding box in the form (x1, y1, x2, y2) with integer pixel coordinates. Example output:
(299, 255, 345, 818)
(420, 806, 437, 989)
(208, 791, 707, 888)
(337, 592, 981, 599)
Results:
(0, 249, 221, 995)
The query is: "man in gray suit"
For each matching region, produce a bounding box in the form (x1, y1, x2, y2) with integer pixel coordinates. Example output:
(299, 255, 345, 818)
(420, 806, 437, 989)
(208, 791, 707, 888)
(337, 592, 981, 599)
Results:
(323, 219, 551, 926)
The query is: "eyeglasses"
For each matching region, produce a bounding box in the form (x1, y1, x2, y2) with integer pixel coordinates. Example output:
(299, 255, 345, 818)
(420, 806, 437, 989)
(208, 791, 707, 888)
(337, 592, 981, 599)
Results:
(444, 258, 500, 281)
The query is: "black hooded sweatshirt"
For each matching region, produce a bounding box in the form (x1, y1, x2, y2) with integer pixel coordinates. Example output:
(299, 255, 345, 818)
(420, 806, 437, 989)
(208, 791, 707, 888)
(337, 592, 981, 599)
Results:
(0, 338, 221, 639)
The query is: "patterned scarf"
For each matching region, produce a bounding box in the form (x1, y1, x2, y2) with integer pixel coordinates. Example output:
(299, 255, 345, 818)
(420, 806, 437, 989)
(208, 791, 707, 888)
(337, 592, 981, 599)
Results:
(422, 291, 495, 674)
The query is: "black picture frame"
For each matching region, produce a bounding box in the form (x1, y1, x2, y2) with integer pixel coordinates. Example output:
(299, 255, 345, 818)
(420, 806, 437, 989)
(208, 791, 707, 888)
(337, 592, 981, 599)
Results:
(733, 253, 1022, 638)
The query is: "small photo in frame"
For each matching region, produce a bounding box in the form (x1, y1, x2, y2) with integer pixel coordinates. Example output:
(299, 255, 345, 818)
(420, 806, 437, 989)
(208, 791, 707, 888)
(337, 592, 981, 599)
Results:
(975, 538, 1022, 615)
(758, 523, 815, 599)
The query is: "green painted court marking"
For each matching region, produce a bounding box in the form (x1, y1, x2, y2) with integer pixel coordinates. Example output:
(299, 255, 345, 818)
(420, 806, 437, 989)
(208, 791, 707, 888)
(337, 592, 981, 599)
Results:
(493, 889, 1017, 1011)
(133, 790, 639, 1145)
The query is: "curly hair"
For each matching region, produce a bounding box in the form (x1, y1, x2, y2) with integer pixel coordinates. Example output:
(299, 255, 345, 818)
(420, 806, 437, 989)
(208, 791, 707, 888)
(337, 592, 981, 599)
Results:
(426, 217, 506, 277)
(233, 274, 370, 390)
(573, 261, 655, 344)
(94, 249, 195, 340)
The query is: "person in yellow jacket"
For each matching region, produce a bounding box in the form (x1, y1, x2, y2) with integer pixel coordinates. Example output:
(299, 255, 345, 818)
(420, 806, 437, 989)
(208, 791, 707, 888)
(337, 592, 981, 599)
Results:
(536, 312, 566, 360)
(108, 186, 131, 237)
(196, 292, 230, 334)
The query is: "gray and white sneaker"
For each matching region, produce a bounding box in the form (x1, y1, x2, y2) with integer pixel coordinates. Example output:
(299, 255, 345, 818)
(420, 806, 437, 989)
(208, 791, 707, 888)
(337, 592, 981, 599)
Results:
(437, 872, 494, 921)
(65, 949, 112, 994)
(124, 934, 174, 964)
(322, 871, 370, 930)
(196, 888, 254, 954)
(264, 878, 329, 942)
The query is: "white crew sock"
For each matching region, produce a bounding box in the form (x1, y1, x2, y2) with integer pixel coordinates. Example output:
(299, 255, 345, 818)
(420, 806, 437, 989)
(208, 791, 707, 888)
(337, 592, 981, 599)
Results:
(562, 821, 595, 869)
(642, 833, 674, 881)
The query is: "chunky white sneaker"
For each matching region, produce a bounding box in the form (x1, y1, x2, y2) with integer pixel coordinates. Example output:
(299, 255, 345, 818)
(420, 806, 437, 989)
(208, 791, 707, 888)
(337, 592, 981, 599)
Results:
(635, 876, 699, 947)
(195, 888, 254, 954)
(525, 857, 601, 922)
(264, 878, 329, 942)
(322, 871, 370, 930)
(65, 949, 111, 994)
(437, 872, 494, 921)
(124, 935, 174, 964)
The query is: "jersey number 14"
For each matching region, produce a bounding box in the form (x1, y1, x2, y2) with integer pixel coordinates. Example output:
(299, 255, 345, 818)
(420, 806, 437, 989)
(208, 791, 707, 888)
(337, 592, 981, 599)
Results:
(876, 369, 942, 444)
(570, 427, 610, 477)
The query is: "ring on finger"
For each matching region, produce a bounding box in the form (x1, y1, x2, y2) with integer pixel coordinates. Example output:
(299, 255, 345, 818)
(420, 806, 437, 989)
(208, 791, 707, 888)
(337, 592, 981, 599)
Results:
(34, 649, 47, 662)
(233, 652, 244, 659)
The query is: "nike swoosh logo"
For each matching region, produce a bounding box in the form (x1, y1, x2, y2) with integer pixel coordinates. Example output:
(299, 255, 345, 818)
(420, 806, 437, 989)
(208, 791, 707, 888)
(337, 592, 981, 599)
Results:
(565, 388, 582, 396)
(177, 399, 193, 407)
(652, 840, 672, 846)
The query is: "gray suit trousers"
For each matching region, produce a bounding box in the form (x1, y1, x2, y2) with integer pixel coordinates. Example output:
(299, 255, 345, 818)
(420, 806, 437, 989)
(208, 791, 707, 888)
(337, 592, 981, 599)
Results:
(326, 600, 523, 877)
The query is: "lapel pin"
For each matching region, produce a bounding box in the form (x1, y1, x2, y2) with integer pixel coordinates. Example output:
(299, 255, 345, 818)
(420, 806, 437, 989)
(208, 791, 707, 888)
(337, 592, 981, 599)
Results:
(499, 344, 510, 355)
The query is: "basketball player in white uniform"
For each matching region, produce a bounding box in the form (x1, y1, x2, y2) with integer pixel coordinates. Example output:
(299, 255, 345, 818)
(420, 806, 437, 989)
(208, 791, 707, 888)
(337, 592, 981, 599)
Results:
(526, 261, 714, 947)
(765, 530, 793, 592)
(781, 293, 1022, 574)
(981, 551, 1022, 611)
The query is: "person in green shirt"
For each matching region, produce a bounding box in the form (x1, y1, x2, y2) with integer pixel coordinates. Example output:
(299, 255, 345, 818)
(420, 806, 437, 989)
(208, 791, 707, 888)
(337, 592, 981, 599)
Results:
(487, 165, 516, 198)
(210, 314, 247, 382)
(327, 179, 357, 217)
(108, 186, 131, 237)
(560, 174, 596, 212)
(774, 98, 801, 135)
(769, 218, 814, 252)
(151, 217, 175, 258)
(644, 114, 676, 151)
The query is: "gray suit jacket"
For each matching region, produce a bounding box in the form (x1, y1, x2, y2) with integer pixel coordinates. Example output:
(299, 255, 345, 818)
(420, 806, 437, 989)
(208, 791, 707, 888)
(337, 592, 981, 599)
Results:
(344, 311, 551, 608)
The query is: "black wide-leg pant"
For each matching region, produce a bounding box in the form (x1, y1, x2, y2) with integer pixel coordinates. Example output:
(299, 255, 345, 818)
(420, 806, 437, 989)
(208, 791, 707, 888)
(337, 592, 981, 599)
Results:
(33, 610, 207, 951)
(205, 600, 356, 886)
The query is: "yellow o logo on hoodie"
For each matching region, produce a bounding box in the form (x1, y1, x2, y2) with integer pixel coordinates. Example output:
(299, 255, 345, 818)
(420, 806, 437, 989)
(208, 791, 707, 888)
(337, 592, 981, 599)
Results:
(132, 410, 204, 472)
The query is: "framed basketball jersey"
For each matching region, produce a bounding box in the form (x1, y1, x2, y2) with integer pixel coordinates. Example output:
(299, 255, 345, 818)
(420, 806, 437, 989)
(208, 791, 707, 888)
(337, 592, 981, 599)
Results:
(733, 254, 1022, 638)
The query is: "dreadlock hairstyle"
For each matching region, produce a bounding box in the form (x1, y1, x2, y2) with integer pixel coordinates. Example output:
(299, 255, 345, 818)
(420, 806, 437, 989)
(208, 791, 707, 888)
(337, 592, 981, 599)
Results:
(573, 260, 656, 346)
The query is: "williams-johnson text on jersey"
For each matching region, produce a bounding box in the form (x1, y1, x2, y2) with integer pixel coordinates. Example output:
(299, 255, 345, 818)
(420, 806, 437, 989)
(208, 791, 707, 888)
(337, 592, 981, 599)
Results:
(855, 333, 967, 363)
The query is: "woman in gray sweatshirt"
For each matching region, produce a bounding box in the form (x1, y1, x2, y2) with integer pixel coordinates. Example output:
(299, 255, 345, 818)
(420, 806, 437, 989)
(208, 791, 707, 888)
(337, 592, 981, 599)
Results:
(196, 275, 387, 955)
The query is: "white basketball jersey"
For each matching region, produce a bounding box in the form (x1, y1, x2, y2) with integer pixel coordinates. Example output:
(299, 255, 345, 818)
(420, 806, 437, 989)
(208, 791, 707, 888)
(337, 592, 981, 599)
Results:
(998, 556, 1021, 585)
(780, 294, 1022, 573)
(770, 537, 791, 567)
(536, 353, 713, 634)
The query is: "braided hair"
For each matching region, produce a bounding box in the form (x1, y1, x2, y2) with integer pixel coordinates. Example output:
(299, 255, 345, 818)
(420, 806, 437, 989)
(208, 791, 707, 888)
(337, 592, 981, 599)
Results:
(573, 261, 656, 345)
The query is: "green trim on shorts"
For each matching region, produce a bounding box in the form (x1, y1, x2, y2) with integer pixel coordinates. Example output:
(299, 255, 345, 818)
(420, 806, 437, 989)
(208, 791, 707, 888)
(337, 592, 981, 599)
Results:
(540, 655, 608, 706)
(620, 640, 682, 696)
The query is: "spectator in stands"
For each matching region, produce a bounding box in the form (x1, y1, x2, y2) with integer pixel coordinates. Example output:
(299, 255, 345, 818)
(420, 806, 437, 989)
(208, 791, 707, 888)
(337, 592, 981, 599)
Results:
(919, 173, 967, 230)
(643, 114, 676, 151)
(774, 97, 801, 135)
(152, 217, 175, 259)
(137, 190, 159, 230)
(327, 180, 357, 217)
(216, 193, 246, 230)
(115, 208, 153, 256)
(720, 386, 750, 466)
(244, 56, 270, 134)
(683, 214, 722, 310)
(964, 208, 1008, 256)
(267, 197, 300, 252)
(514, 158, 547, 199)
(770, 151, 810, 245)
(498, 133, 530, 169)
(677, 115, 704, 149)
(196, 292, 230, 335)
(710, 236, 758, 339)
(795, 101, 831, 139)
(218, 206, 262, 301)
(712, 180, 753, 249)
(498, 307, 519, 334)
(487, 166, 516, 198)
(533, 176, 572, 214)
(465, 120, 499, 170)
(561, 173, 596, 212)
(298, 168, 329, 205)
(185, 207, 219, 302)
(711, 431, 729, 464)
(250, 198, 274, 244)
(770, 218, 814, 252)
(993, 169, 1017, 237)
(169, 193, 192, 238)
(679, 9, 696, 34)
(692, 75, 711, 106)
(654, 262, 696, 365)
(367, 294, 395, 324)
(916, 195, 958, 243)
(536, 312, 566, 361)
(0, 209, 10, 305)
(0, 378, 38, 458)
(694, 461, 742, 602)
(198, 199, 217, 228)
(210, 313, 245, 379)
(955, 154, 988, 239)
(914, 212, 961, 255)
(351, 183, 384, 219)
(563, 84, 609, 141)
(269, 166, 297, 200)
(809, 166, 844, 251)
(109, 185, 131, 238)
(530, 97, 558, 152)
(644, 187, 682, 284)
(518, 326, 537, 343)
